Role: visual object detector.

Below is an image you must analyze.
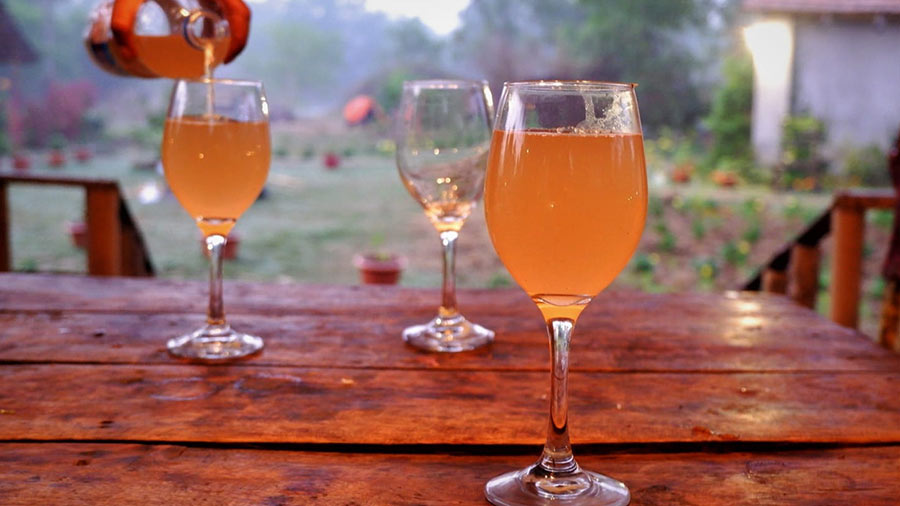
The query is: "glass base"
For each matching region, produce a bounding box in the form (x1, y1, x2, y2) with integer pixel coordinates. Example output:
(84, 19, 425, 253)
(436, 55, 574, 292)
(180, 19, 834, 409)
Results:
(402, 313, 494, 352)
(485, 462, 630, 505)
(167, 323, 263, 361)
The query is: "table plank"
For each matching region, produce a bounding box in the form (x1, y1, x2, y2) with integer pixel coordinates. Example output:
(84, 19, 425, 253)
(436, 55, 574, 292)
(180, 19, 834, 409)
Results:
(2, 364, 899, 445)
(2, 276, 895, 373)
(1, 311, 894, 373)
(2, 443, 899, 505)
(0, 273, 837, 318)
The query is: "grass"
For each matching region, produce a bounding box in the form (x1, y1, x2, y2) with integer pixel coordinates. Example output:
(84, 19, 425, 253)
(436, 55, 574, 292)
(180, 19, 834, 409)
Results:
(5, 148, 892, 337)
(6, 149, 509, 289)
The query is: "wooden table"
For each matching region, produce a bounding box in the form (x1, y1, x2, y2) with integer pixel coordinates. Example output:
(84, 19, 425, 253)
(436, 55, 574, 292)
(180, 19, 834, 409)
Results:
(1, 273, 899, 504)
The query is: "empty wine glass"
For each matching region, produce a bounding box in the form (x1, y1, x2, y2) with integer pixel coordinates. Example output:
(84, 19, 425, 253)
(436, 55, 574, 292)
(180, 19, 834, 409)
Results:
(395, 80, 495, 352)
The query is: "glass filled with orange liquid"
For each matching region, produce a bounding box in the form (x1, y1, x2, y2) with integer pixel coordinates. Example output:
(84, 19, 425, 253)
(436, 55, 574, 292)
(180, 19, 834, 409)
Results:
(483, 81, 647, 505)
(162, 79, 270, 360)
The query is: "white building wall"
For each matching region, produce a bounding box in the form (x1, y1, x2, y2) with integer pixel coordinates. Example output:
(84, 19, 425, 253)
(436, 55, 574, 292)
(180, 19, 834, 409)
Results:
(747, 17, 795, 166)
(793, 17, 900, 151)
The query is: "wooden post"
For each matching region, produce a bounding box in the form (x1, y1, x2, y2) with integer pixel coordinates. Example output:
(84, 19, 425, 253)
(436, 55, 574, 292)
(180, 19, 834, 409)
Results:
(789, 244, 820, 309)
(762, 268, 788, 294)
(0, 180, 12, 272)
(85, 185, 122, 276)
(879, 280, 900, 351)
(830, 205, 865, 328)
(0, 180, 8, 272)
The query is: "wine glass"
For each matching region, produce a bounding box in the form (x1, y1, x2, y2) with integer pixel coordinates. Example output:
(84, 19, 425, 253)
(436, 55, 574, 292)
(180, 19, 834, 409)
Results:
(162, 78, 270, 360)
(395, 80, 495, 352)
(483, 81, 647, 504)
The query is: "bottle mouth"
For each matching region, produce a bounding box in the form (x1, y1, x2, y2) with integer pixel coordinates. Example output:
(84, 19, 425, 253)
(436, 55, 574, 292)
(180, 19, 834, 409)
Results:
(183, 9, 229, 51)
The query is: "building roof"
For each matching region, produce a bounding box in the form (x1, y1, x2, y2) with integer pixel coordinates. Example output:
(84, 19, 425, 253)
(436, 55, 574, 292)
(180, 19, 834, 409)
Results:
(0, 2, 37, 64)
(744, 0, 900, 14)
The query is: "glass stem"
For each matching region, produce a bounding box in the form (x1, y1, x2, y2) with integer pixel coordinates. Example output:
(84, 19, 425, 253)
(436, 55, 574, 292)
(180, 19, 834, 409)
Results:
(206, 234, 227, 327)
(438, 230, 459, 318)
(539, 318, 577, 473)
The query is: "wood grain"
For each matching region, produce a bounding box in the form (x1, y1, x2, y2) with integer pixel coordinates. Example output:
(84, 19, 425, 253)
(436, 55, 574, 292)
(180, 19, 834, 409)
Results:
(0, 308, 896, 373)
(2, 364, 899, 445)
(0, 273, 809, 317)
(2, 443, 899, 505)
(2, 274, 895, 373)
(3, 274, 900, 504)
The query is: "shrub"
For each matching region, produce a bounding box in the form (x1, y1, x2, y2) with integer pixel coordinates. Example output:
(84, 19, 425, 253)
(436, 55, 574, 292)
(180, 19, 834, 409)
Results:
(704, 52, 754, 177)
(632, 253, 657, 275)
(22, 80, 98, 148)
(779, 115, 827, 189)
(841, 144, 888, 187)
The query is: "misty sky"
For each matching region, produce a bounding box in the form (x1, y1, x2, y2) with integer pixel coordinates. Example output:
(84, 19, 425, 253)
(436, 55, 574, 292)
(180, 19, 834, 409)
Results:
(363, 0, 470, 35)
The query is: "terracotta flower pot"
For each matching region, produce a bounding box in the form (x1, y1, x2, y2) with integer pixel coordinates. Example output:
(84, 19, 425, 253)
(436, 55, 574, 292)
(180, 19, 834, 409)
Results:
(12, 154, 30, 171)
(48, 150, 66, 168)
(323, 152, 341, 170)
(353, 253, 406, 285)
(75, 148, 92, 163)
(671, 164, 692, 184)
(712, 170, 738, 187)
(67, 221, 87, 249)
(200, 234, 240, 260)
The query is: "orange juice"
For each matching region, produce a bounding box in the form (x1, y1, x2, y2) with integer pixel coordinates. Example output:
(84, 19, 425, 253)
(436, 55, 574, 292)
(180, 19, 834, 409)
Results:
(485, 130, 647, 319)
(162, 116, 270, 236)
(134, 34, 229, 78)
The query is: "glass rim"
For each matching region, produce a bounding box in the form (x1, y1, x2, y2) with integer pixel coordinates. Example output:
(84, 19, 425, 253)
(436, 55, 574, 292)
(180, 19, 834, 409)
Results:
(175, 77, 264, 88)
(402, 79, 489, 90)
(503, 80, 637, 91)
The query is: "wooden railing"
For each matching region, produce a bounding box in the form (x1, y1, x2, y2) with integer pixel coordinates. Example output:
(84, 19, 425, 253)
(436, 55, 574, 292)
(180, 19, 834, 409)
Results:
(0, 173, 154, 276)
(744, 188, 895, 333)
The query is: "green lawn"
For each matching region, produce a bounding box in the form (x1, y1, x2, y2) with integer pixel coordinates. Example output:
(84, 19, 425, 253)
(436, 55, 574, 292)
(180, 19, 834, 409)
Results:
(6, 149, 891, 337)
(7, 149, 510, 289)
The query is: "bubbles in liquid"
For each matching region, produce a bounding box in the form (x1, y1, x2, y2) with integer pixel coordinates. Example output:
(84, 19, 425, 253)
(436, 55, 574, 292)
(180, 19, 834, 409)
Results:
(574, 91, 638, 134)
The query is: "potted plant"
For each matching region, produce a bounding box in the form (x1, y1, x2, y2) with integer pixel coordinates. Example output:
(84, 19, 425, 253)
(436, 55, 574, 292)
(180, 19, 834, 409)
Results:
(75, 147, 92, 163)
(670, 163, 693, 184)
(67, 221, 88, 249)
(711, 169, 738, 188)
(323, 151, 341, 170)
(353, 252, 406, 285)
(353, 233, 406, 284)
(12, 153, 30, 171)
(47, 134, 67, 168)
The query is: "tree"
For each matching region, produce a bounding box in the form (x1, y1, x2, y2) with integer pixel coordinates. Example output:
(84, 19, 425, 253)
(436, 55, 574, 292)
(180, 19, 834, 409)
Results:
(566, 0, 713, 130)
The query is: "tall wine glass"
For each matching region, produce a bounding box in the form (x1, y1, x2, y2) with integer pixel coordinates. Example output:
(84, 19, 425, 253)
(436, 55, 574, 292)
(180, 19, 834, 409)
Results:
(483, 81, 647, 504)
(162, 78, 270, 360)
(395, 80, 496, 352)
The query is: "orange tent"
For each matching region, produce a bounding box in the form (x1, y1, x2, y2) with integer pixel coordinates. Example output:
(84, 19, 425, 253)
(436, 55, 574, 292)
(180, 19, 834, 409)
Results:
(343, 95, 376, 125)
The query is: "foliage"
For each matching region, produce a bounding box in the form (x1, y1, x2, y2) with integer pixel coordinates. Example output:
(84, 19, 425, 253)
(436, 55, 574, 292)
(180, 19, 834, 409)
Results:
(242, 18, 344, 112)
(376, 69, 417, 114)
(0, 92, 9, 156)
(569, 0, 712, 130)
(779, 115, 827, 189)
(648, 195, 665, 219)
(693, 257, 718, 286)
(691, 218, 706, 240)
(721, 240, 750, 266)
(632, 253, 657, 275)
(655, 222, 677, 252)
(703, 52, 753, 176)
(21, 81, 98, 148)
(452, 0, 712, 130)
(840, 144, 888, 187)
(129, 111, 165, 150)
(870, 209, 894, 230)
